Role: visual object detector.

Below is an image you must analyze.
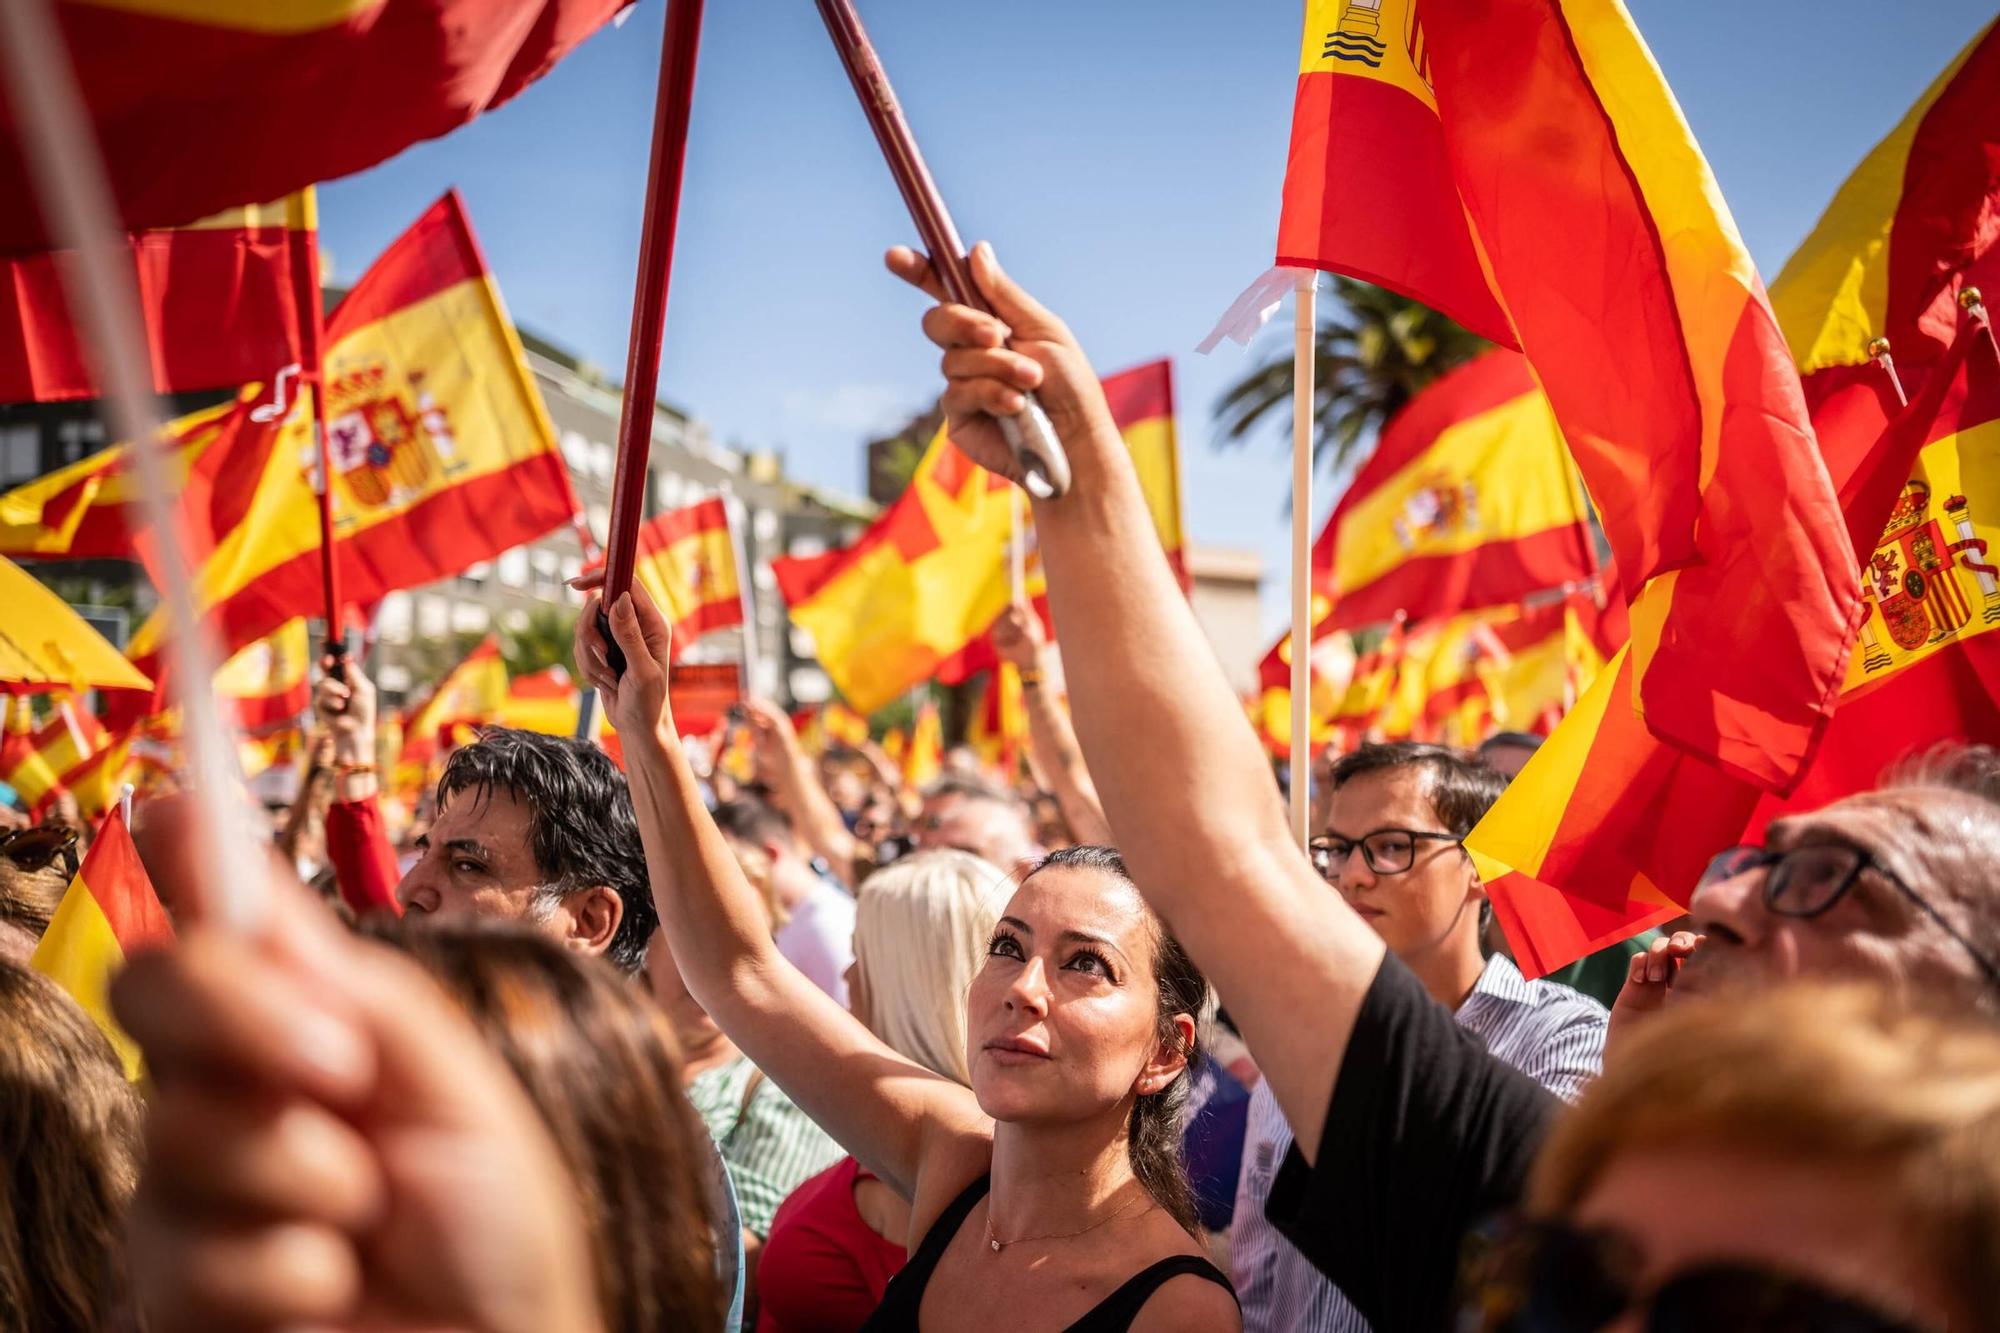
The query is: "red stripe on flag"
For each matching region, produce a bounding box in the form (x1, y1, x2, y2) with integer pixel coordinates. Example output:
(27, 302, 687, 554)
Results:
(81, 813, 172, 954)
(326, 190, 488, 336)
(1098, 357, 1173, 426)
(1327, 527, 1598, 631)
(637, 496, 731, 553)
(1278, 71, 1515, 346)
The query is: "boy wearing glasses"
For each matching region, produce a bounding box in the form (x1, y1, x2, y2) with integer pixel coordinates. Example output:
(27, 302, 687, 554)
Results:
(1233, 741, 1609, 1333)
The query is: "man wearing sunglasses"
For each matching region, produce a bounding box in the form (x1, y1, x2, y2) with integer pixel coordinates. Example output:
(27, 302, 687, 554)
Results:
(1233, 742, 1610, 1333)
(1612, 752, 2000, 1041)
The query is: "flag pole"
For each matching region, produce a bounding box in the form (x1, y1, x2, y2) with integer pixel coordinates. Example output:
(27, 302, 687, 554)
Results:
(0, 0, 257, 927)
(811, 0, 1070, 499)
(297, 216, 347, 669)
(1866, 337, 1910, 408)
(600, 0, 706, 675)
(726, 496, 762, 699)
(1289, 272, 1316, 849)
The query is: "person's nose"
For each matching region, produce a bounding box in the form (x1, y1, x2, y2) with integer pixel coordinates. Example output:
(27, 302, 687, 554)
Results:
(1690, 866, 1767, 950)
(1336, 848, 1379, 897)
(396, 861, 440, 915)
(1004, 956, 1051, 1018)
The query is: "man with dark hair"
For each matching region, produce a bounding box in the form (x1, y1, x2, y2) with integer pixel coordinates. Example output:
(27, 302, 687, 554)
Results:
(1232, 741, 1607, 1333)
(710, 796, 855, 1005)
(317, 664, 657, 975)
(1474, 729, 1543, 779)
(913, 774, 1039, 872)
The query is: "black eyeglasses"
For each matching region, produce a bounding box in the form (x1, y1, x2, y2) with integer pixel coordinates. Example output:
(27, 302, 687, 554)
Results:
(1702, 843, 2000, 992)
(0, 825, 79, 881)
(1310, 828, 1462, 879)
(1459, 1217, 1930, 1333)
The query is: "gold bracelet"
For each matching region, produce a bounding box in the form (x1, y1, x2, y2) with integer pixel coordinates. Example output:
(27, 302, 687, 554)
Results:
(336, 762, 378, 778)
(1017, 669, 1044, 688)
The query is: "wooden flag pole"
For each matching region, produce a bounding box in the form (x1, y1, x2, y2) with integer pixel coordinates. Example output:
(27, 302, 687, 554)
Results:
(812, 0, 1070, 499)
(0, 0, 259, 926)
(1290, 272, 1316, 849)
(601, 0, 706, 674)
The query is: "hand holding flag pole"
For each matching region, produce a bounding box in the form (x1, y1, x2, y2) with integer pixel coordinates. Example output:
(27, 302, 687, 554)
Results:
(600, 0, 706, 677)
(812, 0, 1071, 500)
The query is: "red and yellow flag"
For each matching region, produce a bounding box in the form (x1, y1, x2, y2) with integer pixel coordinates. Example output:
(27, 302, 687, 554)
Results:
(1277, 0, 1514, 344)
(0, 697, 126, 819)
(394, 637, 508, 793)
(0, 1, 626, 252)
(1310, 351, 1598, 630)
(213, 618, 312, 734)
(0, 192, 315, 403)
(776, 360, 1181, 713)
(497, 667, 583, 737)
(30, 806, 172, 1079)
(0, 556, 152, 695)
(632, 497, 744, 656)
(903, 700, 943, 791)
(1772, 19, 1999, 384)
(122, 191, 580, 680)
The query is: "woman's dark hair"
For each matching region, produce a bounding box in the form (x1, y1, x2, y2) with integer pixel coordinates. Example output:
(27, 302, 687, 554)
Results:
(0, 961, 142, 1331)
(371, 921, 722, 1332)
(1025, 845, 1207, 1235)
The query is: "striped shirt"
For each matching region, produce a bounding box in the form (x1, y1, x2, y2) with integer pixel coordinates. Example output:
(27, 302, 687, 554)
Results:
(687, 1054, 846, 1239)
(1231, 954, 1607, 1333)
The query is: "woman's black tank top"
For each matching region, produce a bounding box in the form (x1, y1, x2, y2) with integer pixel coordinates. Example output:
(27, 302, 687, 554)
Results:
(858, 1174, 1237, 1332)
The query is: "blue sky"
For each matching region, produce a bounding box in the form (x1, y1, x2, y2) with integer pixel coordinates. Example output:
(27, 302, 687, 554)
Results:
(319, 0, 1995, 638)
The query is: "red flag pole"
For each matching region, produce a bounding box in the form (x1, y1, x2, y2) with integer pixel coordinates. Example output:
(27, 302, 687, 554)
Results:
(298, 218, 347, 666)
(811, 0, 1070, 500)
(600, 0, 706, 674)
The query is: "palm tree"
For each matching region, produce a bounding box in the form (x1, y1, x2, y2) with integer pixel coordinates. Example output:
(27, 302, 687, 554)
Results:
(1213, 277, 1489, 477)
(500, 605, 580, 679)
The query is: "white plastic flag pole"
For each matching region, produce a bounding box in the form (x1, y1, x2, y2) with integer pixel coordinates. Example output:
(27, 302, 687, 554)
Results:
(1290, 273, 1317, 850)
(0, 0, 258, 927)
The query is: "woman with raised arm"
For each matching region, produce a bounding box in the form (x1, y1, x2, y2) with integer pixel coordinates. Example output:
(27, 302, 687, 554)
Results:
(880, 242, 1558, 1333)
(572, 581, 1240, 1333)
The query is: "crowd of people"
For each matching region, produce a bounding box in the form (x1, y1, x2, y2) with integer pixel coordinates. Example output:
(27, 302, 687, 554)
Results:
(3, 245, 1999, 1332)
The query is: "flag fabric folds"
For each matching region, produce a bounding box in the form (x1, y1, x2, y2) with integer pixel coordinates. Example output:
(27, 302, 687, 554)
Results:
(632, 497, 745, 657)
(1770, 19, 2000, 379)
(121, 191, 581, 680)
(1276, 0, 1514, 345)
(1311, 350, 1597, 630)
(394, 638, 508, 793)
(1415, 0, 1862, 792)
(0, 556, 152, 694)
(213, 619, 312, 733)
(0, 193, 315, 402)
(30, 807, 172, 1079)
(0, 697, 126, 819)
(776, 360, 1180, 714)
(0, 0, 628, 252)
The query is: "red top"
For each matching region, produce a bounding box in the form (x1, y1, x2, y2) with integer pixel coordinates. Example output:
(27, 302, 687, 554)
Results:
(324, 796, 402, 918)
(756, 1156, 906, 1332)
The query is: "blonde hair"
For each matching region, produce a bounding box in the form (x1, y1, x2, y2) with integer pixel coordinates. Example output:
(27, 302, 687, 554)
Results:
(1533, 984, 2000, 1321)
(851, 849, 1007, 1085)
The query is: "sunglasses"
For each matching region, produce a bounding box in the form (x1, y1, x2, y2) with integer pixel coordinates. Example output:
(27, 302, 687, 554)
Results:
(0, 824, 80, 881)
(1460, 1218, 1930, 1333)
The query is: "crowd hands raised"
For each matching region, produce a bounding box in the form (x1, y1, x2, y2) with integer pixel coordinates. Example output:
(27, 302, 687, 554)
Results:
(4, 244, 1997, 1332)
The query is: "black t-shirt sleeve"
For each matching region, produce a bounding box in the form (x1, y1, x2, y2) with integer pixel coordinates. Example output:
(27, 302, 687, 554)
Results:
(1264, 952, 1558, 1333)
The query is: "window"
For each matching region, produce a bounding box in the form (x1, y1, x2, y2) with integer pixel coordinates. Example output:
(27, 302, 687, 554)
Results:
(1, 426, 39, 484)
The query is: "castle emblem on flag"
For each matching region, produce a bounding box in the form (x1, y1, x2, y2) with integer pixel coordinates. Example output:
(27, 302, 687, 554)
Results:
(1326, 0, 1387, 67)
(1393, 475, 1481, 551)
(1858, 481, 2000, 672)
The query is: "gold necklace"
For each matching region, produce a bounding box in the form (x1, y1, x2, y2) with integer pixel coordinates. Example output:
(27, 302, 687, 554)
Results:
(984, 1193, 1151, 1252)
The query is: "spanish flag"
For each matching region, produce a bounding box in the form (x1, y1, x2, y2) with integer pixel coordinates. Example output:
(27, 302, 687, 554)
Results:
(0, 697, 126, 819)
(123, 191, 581, 680)
(1277, 0, 1514, 345)
(903, 701, 943, 791)
(0, 0, 627, 252)
(0, 556, 151, 695)
(394, 637, 508, 793)
(30, 807, 172, 1079)
(632, 497, 744, 657)
(776, 360, 1183, 714)
(1310, 351, 1597, 630)
(967, 666, 1027, 774)
(0, 192, 315, 404)
(1771, 18, 1999, 382)
(497, 667, 583, 736)
(213, 618, 312, 734)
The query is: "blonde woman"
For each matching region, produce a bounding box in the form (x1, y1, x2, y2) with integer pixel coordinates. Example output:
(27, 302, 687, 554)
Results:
(758, 849, 1007, 1331)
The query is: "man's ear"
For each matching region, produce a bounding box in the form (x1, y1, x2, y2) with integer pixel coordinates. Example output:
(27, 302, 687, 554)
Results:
(562, 885, 624, 957)
(1135, 1012, 1196, 1096)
